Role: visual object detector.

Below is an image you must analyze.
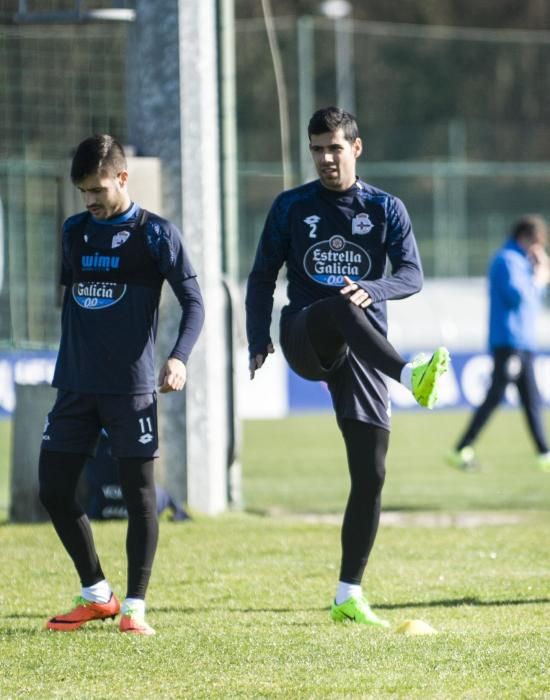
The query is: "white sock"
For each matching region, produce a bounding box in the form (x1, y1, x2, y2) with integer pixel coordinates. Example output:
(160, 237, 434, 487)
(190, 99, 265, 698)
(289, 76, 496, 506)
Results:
(400, 363, 413, 392)
(81, 579, 112, 604)
(121, 597, 145, 618)
(335, 581, 363, 605)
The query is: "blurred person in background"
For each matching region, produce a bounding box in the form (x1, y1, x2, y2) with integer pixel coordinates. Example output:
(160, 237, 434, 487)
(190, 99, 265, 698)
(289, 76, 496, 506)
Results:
(245, 106, 449, 628)
(447, 214, 550, 472)
(38, 135, 204, 635)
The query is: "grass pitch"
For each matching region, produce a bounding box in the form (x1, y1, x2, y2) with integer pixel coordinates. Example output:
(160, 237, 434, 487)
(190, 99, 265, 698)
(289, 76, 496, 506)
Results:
(0, 409, 549, 698)
(243, 409, 550, 514)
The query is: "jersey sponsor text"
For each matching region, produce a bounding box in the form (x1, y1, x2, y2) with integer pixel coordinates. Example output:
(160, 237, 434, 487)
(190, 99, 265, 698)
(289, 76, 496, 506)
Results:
(303, 235, 372, 286)
(81, 252, 120, 271)
(72, 281, 127, 309)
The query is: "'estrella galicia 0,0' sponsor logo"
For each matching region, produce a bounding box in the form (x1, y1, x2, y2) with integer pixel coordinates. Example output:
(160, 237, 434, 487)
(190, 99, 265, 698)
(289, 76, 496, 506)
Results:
(72, 282, 127, 309)
(303, 235, 372, 286)
(81, 252, 120, 271)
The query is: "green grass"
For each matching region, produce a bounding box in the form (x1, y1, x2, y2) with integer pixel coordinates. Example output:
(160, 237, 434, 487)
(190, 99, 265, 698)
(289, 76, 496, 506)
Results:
(1, 515, 549, 698)
(243, 409, 550, 513)
(1, 410, 549, 698)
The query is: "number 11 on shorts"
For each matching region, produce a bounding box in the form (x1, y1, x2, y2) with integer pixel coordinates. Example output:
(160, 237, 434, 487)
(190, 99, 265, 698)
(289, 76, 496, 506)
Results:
(138, 416, 154, 444)
(139, 417, 153, 433)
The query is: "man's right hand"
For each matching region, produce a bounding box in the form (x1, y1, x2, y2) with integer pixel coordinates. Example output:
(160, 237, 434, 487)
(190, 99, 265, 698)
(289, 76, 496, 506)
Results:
(249, 343, 275, 379)
(340, 275, 372, 308)
(531, 244, 550, 287)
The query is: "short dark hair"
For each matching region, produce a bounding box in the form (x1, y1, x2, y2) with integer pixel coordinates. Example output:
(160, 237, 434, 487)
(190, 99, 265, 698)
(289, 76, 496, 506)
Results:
(308, 107, 359, 142)
(70, 134, 127, 183)
(511, 214, 548, 242)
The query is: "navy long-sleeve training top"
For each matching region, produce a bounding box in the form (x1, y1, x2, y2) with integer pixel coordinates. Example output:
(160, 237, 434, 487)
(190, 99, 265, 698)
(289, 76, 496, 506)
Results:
(246, 178, 423, 358)
(53, 203, 204, 394)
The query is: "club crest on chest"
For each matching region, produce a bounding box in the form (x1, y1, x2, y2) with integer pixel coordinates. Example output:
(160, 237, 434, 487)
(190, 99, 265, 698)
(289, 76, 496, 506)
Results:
(352, 213, 374, 236)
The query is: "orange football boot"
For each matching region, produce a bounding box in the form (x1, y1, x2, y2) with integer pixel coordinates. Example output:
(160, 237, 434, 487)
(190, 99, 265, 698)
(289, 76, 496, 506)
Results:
(119, 613, 156, 636)
(46, 594, 120, 631)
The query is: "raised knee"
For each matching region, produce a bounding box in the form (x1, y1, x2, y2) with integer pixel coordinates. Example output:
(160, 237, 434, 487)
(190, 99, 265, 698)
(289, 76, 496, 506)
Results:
(338, 295, 368, 321)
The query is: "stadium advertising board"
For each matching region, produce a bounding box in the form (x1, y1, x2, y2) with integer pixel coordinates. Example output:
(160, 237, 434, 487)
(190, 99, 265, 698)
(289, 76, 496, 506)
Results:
(1, 350, 549, 419)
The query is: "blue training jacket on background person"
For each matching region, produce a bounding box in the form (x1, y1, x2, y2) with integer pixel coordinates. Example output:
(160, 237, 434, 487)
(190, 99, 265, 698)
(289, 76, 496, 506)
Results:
(488, 238, 545, 352)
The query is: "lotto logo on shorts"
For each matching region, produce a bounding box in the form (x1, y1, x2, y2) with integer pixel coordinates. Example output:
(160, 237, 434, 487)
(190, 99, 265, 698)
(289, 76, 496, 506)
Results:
(138, 417, 154, 444)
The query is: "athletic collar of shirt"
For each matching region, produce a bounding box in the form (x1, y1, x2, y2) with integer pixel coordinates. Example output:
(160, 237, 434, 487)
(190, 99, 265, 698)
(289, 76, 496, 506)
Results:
(317, 177, 363, 199)
(90, 202, 139, 226)
(505, 238, 530, 261)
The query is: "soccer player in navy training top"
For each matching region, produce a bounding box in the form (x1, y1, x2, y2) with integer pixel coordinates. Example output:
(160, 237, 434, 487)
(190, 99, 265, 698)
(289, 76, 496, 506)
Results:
(245, 107, 450, 627)
(39, 135, 204, 635)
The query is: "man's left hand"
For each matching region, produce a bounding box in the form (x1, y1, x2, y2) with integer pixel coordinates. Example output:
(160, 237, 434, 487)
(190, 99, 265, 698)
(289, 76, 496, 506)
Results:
(158, 357, 187, 393)
(340, 275, 372, 308)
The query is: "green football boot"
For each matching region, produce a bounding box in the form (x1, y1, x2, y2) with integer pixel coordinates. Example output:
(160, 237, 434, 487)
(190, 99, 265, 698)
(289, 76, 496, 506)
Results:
(330, 596, 390, 628)
(411, 347, 450, 409)
(446, 446, 478, 472)
(536, 452, 550, 473)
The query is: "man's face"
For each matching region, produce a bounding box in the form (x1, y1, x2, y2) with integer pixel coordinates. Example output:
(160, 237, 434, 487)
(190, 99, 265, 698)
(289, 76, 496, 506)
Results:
(520, 227, 548, 254)
(309, 128, 362, 191)
(76, 170, 129, 220)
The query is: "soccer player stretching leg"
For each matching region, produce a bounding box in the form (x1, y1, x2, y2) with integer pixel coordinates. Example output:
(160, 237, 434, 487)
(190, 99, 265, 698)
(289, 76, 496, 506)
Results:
(39, 135, 204, 635)
(245, 107, 449, 627)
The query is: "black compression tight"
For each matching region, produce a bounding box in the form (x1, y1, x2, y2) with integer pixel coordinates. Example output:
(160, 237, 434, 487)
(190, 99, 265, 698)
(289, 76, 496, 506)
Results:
(38, 451, 103, 585)
(118, 456, 159, 599)
(338, 419, 389, 585)
(39, 450, 158, 599)
(306, 295, 406, 380)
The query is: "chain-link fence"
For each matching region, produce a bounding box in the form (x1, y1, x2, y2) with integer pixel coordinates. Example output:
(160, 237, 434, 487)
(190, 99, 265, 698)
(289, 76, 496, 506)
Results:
(236, 16, 550, 279)
(2, 8, 550, 346)
(0, 9, 130, 347)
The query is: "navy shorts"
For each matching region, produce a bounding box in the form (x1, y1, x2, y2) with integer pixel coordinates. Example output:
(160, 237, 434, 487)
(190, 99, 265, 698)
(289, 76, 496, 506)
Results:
(279, 307, 345, 380)
(41, 391, 159, 458)
(280, 308, 391, 430)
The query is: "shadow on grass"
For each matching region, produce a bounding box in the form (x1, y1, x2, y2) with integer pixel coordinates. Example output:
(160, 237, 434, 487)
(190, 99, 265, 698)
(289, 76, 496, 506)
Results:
(378, 597, 550, 610)
(151, 597, 549, 616)
(152, 605, 323, 615)
(5, 597, 546, 629)
(2, 612, 46, 620)
(0, 626, 49, 637)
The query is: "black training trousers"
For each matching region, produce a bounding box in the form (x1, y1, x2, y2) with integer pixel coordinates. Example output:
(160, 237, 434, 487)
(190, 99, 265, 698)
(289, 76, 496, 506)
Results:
(457, 347, 549, 454)
(38, 450, 158, 599)
(280, 295, 404, 584)
(339, 419, 389, 583)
